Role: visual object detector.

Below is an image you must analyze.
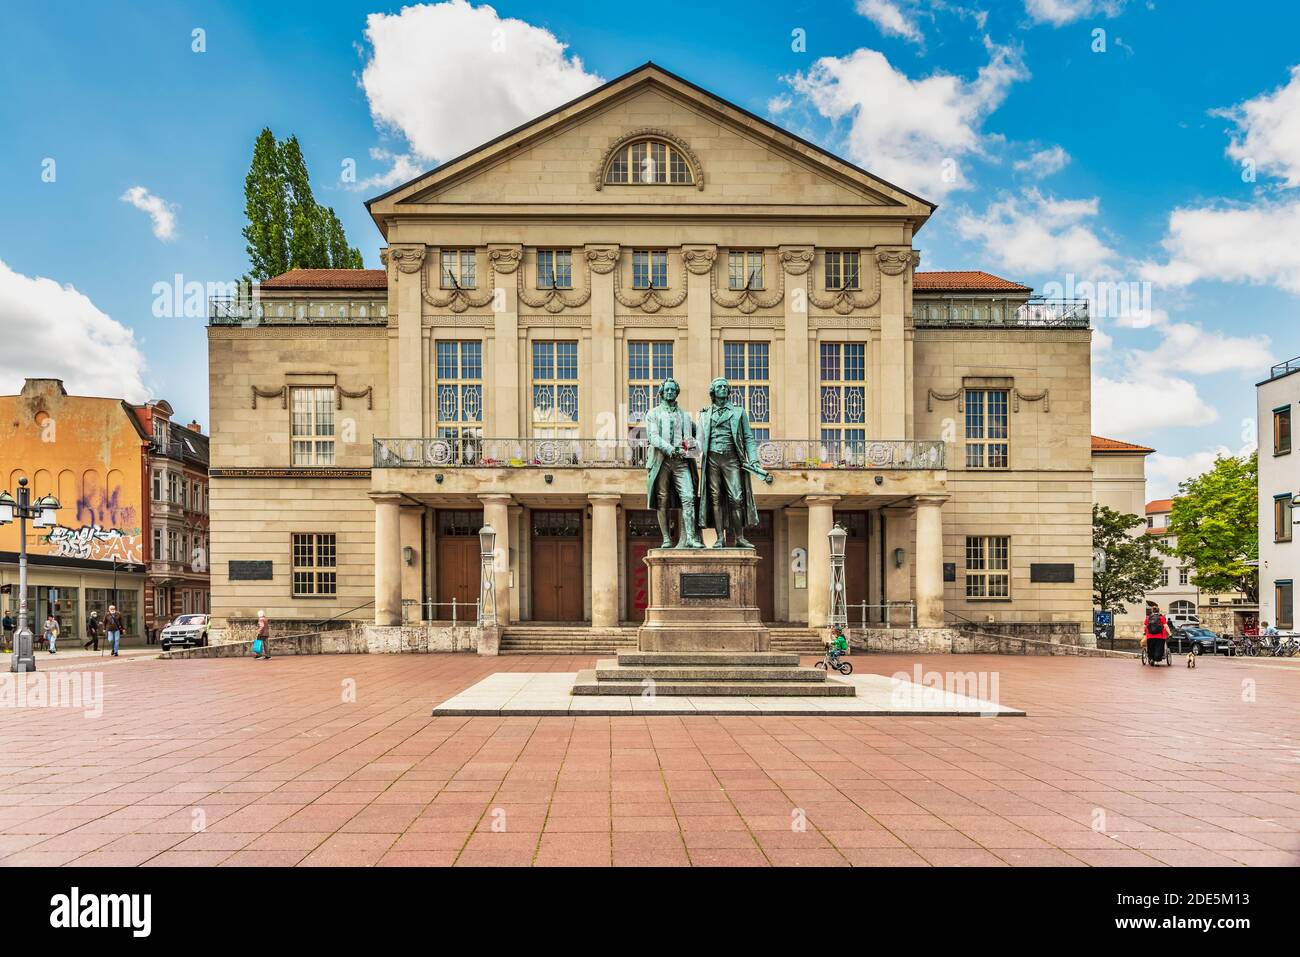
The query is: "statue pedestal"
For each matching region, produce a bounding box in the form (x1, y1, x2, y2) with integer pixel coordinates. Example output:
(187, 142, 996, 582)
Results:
(637, 548, 770, 652)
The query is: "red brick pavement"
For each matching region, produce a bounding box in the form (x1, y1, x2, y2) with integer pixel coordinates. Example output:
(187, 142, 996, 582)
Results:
(1, 652, 1298, 867)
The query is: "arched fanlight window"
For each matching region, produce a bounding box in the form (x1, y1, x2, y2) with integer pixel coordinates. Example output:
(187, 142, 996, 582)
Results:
(606, 138, 695, 185)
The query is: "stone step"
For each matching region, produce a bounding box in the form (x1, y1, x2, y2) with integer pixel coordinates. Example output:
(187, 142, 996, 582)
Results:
(571, 672, 856, 697)
(595, 665, 826, 682)
(617, 651, 801, 667)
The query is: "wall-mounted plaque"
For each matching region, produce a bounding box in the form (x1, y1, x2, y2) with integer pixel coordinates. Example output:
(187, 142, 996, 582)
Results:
(229, 560, 273, 581)
(943, 563, 956, 582)
(680, 572, 730, 599)
(1030, 563, 1075, 583)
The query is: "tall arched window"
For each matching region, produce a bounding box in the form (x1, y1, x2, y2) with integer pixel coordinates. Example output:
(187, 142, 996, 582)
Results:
(605, 139, 694, 185)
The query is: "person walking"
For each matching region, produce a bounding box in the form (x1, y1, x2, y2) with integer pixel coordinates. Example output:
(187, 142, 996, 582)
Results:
(1143, 605, 1169, 663)
(83, 609, 101, 651)
(2, 611, 13, 652)
(103, 604, 125, 657)
(44, 614, 60, 654)
(252, 610, 271, 660)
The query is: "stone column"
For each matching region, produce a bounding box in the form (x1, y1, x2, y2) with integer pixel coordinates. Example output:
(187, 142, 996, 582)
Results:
(914, 496, 946, 627)
(589, 494, 620, 627)
(780, 246, 814, 439)
(682, 245, 716, 414)
(479, 493, 511, 626)
(805, 495, 840, 628)
(373, 494, 403, 626)
(386, 245, 427, 437)
(586, 245, 619, 440)
(876, 248, 919, 439)
(489, 245, 523, 437)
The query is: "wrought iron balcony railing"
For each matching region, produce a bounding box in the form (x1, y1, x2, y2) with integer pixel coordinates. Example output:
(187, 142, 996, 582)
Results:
(914, 297, 1089, 328)
(373, 437, 945, 470)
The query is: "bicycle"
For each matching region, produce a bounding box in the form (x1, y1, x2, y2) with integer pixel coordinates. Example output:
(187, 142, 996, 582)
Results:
(815, 648, 854, 676)
(1274, 635, 1300, 658)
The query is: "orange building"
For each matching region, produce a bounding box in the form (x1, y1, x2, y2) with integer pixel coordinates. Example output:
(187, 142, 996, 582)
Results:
(0, 378, 149, 641)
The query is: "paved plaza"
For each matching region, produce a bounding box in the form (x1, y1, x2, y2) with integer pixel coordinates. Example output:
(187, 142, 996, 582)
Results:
(1, 651, 1298, 867)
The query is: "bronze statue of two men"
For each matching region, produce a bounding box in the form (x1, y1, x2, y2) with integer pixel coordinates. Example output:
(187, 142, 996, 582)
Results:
(644, 377, 773, 549)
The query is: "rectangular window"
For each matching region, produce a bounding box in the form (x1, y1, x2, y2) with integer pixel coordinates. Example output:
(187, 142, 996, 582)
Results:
(965, 389, 1009, 469)
(1275, 494, 1294, 543)
(728, 251, 764, 290)
(1160, 567, 1169, 588)
(965, 536, 1010, 599)
(532, 340, 579, 438)
(152, 529, 162, 562)
(819, 342, 867, 457)
(722, 341, 771, 441)
(292, 533, 337, 597)
(632, 250, 668, 289)
(151, 470, 162, 501)
(825, 250, 861, 291)
(1277, 580, 1295, 630)
(627, 341, 674, 424)
(439, 249, 476, 288)
(1179, 566, 1190, 586)
(1274, 406, 1292, 456)
(537, 249, 573, 289)
(290, 387, 336, 466)
(434, 341, 484, 460)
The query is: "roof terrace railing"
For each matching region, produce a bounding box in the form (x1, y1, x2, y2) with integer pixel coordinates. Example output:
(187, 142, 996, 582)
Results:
(1269, 356, 1300, 380)
(208, 296, 388, 325)
(915, 297, 1089, 328)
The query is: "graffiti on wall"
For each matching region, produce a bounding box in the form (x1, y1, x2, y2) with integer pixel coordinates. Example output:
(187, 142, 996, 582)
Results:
(77, 485, 138, 530)
(44, 524, 143, 563)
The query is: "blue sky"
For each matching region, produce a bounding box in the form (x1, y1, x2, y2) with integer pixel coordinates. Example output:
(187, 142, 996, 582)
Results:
(3, 0, 1298, 496)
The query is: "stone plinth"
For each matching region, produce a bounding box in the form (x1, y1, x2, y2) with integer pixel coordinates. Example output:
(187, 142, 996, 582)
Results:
(638, 548, 769, 652)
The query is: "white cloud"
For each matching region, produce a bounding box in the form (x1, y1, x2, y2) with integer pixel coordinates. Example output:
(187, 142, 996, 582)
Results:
(1153, 320, 1272, 375)
(955, 187, 1117, 277)
(347, 148, 425, 192)
(1145, 443, 1255, 500)
(1141, 198, 1300, 294)
(1024, 0, 1127, 25)
(856, 0, 925, 44)
(359, 0, 603, 166)
(1216, 65, 1300, 187)
(1092, 373, 1217, 438)
(119, 186, 177, 241)
(777, 38, 1027, 198)
(1013, 145, 1070, 179)
(0, 260, 148, 402)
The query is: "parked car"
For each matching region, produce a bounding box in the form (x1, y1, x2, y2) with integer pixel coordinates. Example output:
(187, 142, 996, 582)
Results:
(160, 614, 210, 650)
(1166, 611, 1202, 630)
(1168, 625, 1232, 655)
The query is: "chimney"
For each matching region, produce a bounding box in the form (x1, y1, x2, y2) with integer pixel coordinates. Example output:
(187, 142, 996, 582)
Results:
(187, 420, 203, 432)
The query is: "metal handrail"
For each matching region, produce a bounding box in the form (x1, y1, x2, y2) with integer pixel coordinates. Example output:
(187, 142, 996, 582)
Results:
(1270, 356, 1300, 379)
(208, 296, 388, 325)
(915, 297, 1089, 329)
(401, 599, 481, 625)
(373, 436, 945, 470)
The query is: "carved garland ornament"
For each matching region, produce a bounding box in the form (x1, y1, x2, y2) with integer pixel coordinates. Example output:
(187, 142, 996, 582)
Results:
(415, 246, 507, 313)
(250, 384, 372, 410)
(251, 386, 287, 410)
(809, 259, 882, 314)
(516, 251, 593, 313)
(613, 252, 688, 313)
(710, 258, 786, 315)
(1013, 388, 1050, 413)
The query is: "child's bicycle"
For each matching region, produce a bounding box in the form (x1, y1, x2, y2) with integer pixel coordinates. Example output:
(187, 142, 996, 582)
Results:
(814, 647, 853, 676)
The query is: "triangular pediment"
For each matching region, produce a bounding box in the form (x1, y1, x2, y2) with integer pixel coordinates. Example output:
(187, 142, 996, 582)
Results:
(367, 63, 934, 227)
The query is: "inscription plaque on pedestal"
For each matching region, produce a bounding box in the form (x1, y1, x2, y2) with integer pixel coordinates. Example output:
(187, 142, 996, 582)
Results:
(680, 573, 730, 599)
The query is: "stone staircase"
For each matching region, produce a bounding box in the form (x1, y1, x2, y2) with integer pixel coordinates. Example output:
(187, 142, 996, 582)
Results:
(769, 627, 827, 654)
(572, 650, 854, 697)
(499, 625, 638, 655)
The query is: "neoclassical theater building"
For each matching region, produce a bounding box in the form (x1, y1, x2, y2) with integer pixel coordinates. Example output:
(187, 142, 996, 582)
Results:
(207, 64, 1094, 648)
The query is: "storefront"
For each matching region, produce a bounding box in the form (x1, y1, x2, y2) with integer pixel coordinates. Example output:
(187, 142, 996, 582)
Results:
(0, 552, 145, 644)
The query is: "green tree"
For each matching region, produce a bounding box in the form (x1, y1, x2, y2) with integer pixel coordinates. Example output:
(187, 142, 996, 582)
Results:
(241, 129, 363, 281)
(1093, 504, 1166, 614)
(1168, 452, 1259, 602)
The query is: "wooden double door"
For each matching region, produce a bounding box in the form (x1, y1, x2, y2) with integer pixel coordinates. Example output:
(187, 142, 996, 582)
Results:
(531, 510, 583, 621)
(434, 509, 481, 620)
(834, 511, 870, 614)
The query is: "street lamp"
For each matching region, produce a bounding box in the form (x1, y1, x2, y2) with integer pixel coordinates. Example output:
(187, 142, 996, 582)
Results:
(0, 478, 62, 673)
(478, 524, 497, 627)
(827, 521, 848, 631)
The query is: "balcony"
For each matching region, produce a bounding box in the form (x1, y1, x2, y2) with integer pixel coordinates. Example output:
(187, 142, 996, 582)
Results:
(1269, 356, 1300, 380)
(208, 296, 388, 326)
(373, 437, 945, 470)
(914, 297, 1089, 329)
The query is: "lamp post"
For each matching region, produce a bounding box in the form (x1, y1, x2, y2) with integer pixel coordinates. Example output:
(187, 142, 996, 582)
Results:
(827, 521, 848, 632)
(0, 478, 63, 673)
(478, 523, 497, 627)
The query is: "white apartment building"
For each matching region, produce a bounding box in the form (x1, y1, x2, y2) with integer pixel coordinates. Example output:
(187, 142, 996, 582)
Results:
(1258, 356, 1299, 631)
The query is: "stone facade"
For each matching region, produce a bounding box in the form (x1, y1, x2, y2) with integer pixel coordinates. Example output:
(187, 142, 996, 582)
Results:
(206, 64, 1097, 642)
